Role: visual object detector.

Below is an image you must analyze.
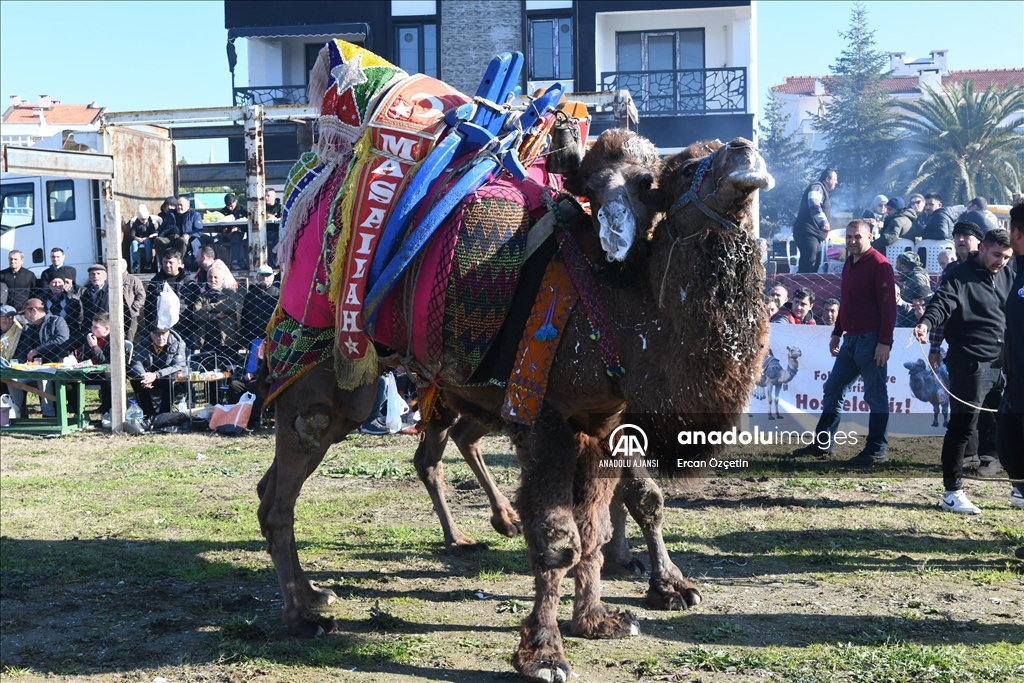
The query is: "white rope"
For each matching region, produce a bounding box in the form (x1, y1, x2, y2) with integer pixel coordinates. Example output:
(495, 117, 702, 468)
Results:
(913, 337, 998, 413)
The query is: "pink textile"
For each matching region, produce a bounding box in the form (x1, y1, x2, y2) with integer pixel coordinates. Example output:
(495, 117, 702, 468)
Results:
(280, 193, 334, 328)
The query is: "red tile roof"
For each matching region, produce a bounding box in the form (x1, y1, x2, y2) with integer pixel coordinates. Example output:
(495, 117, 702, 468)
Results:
(2, 102, 104, 125)
(771, 69, 1023, 96)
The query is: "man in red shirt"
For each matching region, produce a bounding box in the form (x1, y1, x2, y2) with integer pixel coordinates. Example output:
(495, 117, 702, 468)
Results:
(793, 220, 896, 464)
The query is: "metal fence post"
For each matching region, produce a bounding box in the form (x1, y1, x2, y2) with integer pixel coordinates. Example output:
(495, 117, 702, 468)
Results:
(244, 104, 267, 274)
(103, 185, 127, 432)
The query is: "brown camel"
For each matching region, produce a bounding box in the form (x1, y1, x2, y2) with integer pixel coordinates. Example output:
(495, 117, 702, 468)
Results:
(256, 130, 772, 682)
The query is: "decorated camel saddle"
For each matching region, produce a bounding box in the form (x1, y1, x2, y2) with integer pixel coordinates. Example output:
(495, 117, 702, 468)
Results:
(265, 39, 607, 425)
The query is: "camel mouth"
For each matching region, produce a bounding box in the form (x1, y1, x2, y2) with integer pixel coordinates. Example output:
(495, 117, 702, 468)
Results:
(727, 169, 775, 192)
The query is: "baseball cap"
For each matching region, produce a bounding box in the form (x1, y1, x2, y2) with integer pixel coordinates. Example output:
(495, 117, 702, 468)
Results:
(0, 304, 16, 316)
(257, 264, 274, 275)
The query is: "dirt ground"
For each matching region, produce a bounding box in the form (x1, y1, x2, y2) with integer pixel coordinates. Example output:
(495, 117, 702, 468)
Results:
(1, 427, 1021, 683)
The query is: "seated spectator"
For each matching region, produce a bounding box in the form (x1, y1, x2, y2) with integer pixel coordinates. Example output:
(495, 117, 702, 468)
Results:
(768, 283, 788, 309)
(40, 275, 83, 340)
(39, 247, 78, 294)
(1, 250, 38, 313)
(240, 264, 279, 346)
(860, 194, 887, 234)
(192, 262, 240, 351)
(0, 304, 22, 362)
(764, 295, 779, 319)
(192, 245, 217, 285)
(78, 312, 115, 416)
(129, 326, 186, 419)
(907, 193, 927, 237)
(80, 264, 109, 330)
(920, 193, 960, 240)
(937, 248, 952, 271)
(8, 298, 70, 417)
(771, 287, 816, 324)
(143, 250, 196, 339)
(158, 197, 177, 227)
(872, 197, 917, 250)
(128, 205, 160, 273)
(897, 296, 928, 328)
(218, 193, 249, 269)
(819, 297, 840, 327)
(959, 197, 999, 233)
(895, 252, 932, 303)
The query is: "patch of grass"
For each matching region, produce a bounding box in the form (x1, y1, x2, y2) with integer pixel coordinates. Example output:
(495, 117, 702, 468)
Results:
(693, 622, 741, 643)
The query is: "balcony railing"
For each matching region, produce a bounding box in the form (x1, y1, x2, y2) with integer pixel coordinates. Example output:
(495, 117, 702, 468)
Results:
(599, 67, 747, 116)
(233, 86, 308, 107)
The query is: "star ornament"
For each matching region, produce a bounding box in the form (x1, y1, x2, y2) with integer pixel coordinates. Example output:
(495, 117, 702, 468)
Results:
(343, 337, 361, 354)
(331, 53, 369, 96)
(390, 101, 413, 119)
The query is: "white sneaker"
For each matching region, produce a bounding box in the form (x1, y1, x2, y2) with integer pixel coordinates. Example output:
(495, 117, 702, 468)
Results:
(1010, 488, 1024, 509)
(942, 490, 981, 514)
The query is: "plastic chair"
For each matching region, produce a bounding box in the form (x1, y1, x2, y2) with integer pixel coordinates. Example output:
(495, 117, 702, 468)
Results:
(917, 240, 955, 274)
(885, 239, 915, 268)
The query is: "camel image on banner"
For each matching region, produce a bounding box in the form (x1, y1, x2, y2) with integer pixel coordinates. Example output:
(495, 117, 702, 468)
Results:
(904, 358, 950, 427)
(754, 345, 802, 420)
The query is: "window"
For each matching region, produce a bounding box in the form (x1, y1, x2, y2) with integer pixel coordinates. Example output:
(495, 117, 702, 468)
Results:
(395, 23, 437, 78)
(615, 29, 705, 113)
(305, 43, 322, 85)
(47, 179, 75, 222)
(529, 16, 573, 80)
(1, 182, 35, 234)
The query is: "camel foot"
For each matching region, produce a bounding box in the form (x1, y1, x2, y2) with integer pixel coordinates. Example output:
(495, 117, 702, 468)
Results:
(646, 573, 702, 610)
(491, 507, 523, 538)
(446, 535, 489, 556)
(301, 584, 338, 609)
(571, 607, 639, 639)
(603, 553, 647, 577)
(284, 610, 337, 638)
(513, 624, 571, 683)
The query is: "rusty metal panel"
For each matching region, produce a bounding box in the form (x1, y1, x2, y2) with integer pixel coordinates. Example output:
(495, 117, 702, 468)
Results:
(108, 126, 174, 221)
(2, 146, 114, 179)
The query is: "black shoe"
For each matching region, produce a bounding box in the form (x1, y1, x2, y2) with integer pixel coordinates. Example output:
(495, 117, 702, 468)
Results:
(791, 444, 834, 458)
(1015, 546, 1024, 560)
(846, 451, 889, 466)
(976, 458, 1003, 478)
(962, 455, 981, 469)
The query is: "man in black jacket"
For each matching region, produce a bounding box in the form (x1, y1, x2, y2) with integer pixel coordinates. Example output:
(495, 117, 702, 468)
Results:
(960, 197, 1000, 234)
(9, 298, 71, 417)
(792, 169, 837, 273)
(872, 197, 917, 251)
(914, 229, 1016, 514)
(0, 250, 38, 312)
(39, 274, 83, 340)
(144, 250, 196, 342)
(919, 193, 960, 241)
(240, 265, 279, 345)
(1000, 204, 1024, 513)
(38, 247, 78, 294)
(129, 326, 187, 419)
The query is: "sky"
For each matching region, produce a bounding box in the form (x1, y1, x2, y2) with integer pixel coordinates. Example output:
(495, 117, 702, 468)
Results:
(1, 0, 1021, 161)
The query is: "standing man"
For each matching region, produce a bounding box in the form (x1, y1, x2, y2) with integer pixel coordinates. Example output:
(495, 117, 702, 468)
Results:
(0, 250, 37, 312)
(80, 264, 109, 325)
(914, 229, 1016, 514)
(39, 247, 77, 293)
(999, 204, 1024, 513)
(792, 169, 837, 273)
(793, 220, 895, 464)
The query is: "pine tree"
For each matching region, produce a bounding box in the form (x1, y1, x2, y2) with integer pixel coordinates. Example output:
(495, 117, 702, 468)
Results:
(758, 89, 812, 239)
(813, 2, 898, 212)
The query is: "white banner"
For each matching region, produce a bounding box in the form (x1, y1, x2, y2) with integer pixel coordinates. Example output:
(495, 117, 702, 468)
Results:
(747, 325, 949, 438)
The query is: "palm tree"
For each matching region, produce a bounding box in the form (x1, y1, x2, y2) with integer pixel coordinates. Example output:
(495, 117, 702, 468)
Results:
(888, 81, 1024, 204)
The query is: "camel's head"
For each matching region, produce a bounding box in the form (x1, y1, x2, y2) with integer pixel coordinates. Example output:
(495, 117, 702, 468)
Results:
(563, 129, 662, 262)
(657, 138, 774, 235)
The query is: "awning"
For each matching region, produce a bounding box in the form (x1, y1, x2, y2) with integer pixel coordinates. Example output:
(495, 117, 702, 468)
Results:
(227, 22, 371, 41)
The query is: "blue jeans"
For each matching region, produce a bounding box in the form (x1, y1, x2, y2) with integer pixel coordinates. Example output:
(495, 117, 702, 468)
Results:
(130, 238, 153, 272)
(813, 331, 890, 454)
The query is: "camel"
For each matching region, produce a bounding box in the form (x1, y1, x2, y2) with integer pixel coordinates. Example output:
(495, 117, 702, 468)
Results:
(256, 123, 773, 681)
(904, 358, 949, 427)
(755, 345, 802, 419)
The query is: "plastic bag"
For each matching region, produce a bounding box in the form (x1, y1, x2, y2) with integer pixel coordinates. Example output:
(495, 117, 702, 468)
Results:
(209, 392, 255, 435)
(0, 394, 17, 424)
(157, 282, 180, 330)
(384, 373, 409, 433)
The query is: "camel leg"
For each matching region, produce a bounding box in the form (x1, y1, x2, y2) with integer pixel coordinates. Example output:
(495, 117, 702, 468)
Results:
(617, 469, 702, 611)
(511, 408, 581, 683)
(569, 446, 639, 639)
(601, 481, 647, 576)
(257, 364, 365, 637)
(414, 408, 489, 555)
(451, 418, 522, 538)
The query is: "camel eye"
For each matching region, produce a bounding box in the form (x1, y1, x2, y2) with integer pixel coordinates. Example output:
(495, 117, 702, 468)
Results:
(682, 164, 697, 178)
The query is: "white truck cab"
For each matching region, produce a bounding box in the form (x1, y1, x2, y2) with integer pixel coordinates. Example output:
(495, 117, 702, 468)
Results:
(1, 173, 101, 283)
